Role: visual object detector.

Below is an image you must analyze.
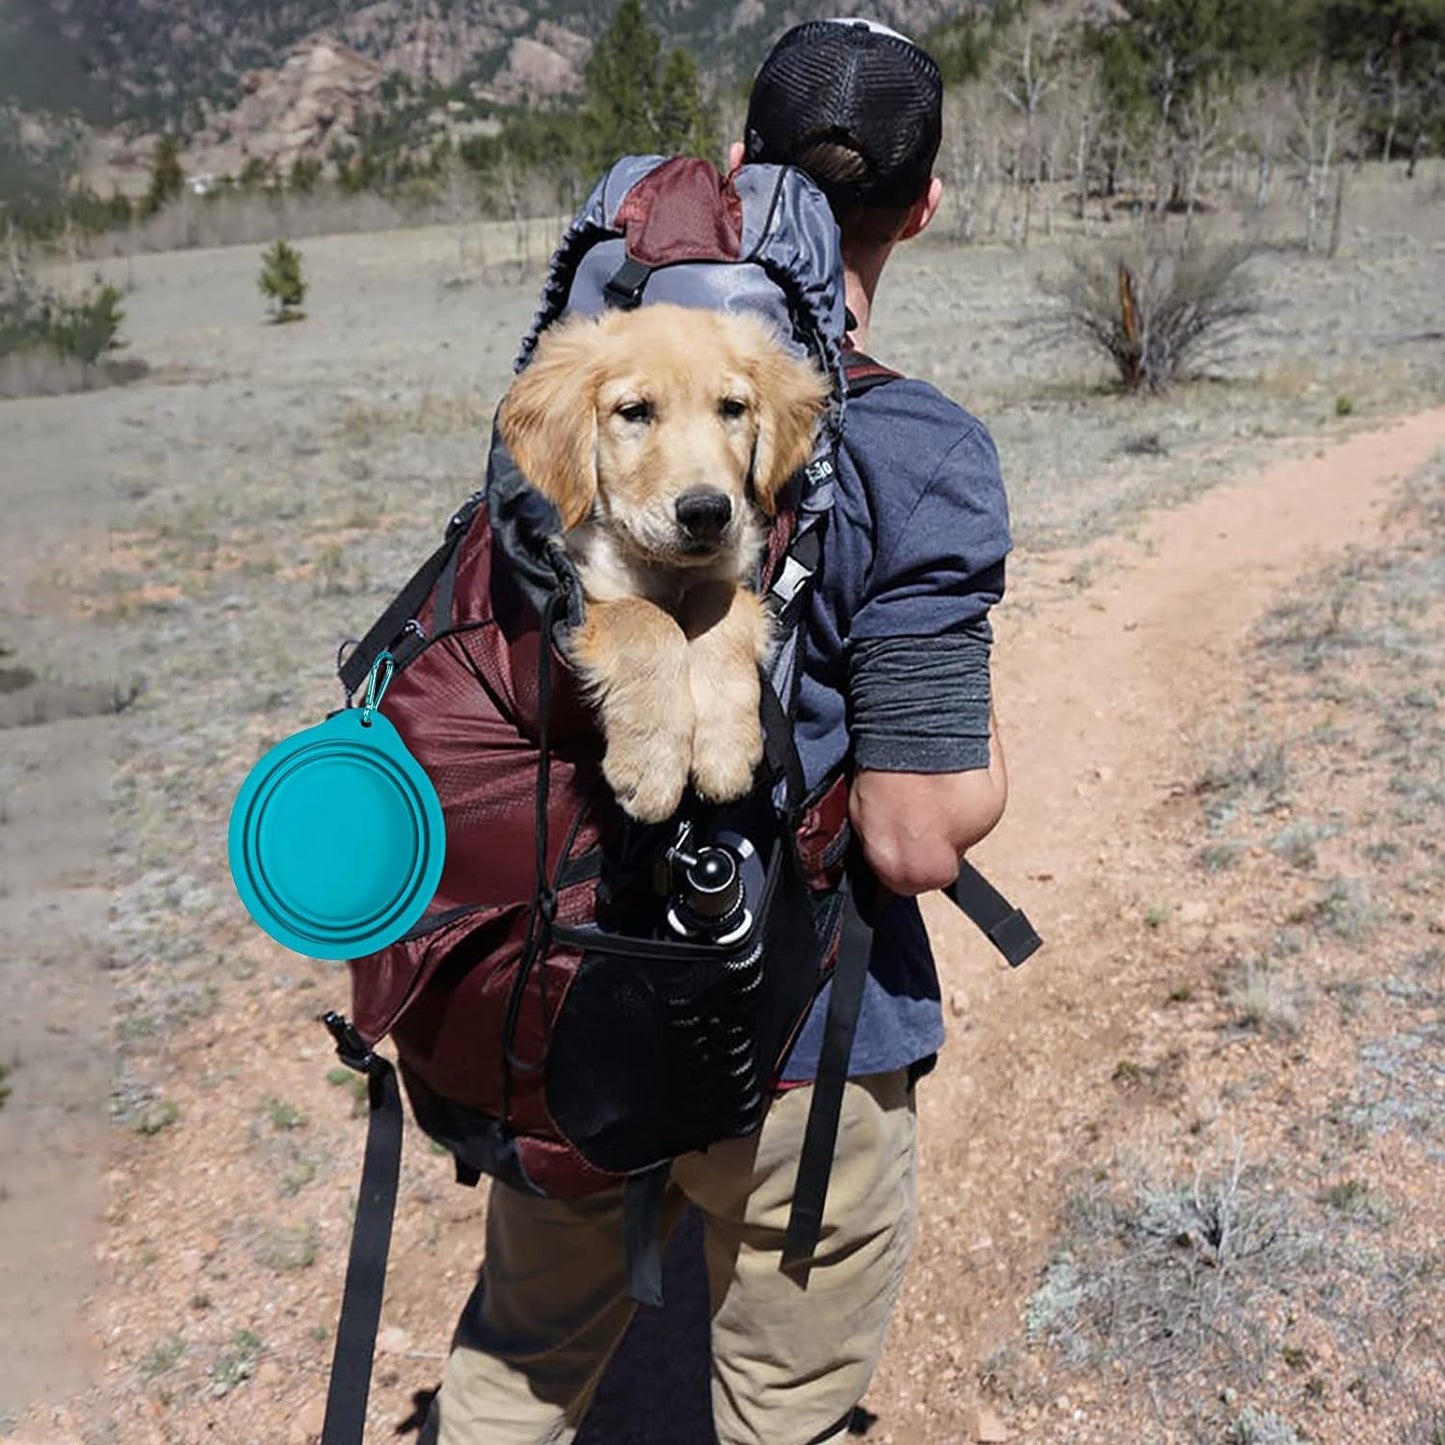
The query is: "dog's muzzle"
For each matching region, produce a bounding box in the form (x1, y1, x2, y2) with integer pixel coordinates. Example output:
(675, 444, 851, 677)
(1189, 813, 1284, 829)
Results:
(675, 488, 733, 547)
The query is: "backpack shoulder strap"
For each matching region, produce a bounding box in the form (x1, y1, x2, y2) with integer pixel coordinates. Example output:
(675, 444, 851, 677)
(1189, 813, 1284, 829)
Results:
(337, 491, 485, 699)
(757, 352, 903, 810)
(843, 348, 903, 398)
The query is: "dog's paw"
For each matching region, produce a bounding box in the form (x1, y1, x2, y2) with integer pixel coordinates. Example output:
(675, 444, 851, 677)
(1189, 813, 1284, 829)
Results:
(605, 740, 690, 823)
(690, 712, 763, 804)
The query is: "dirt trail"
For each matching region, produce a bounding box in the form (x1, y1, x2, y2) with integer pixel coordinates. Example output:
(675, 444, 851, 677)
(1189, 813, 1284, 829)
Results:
(871, 406, 1445, 1434)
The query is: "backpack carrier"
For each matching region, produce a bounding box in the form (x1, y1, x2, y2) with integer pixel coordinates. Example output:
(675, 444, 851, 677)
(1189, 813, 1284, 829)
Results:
(316, 156, 1041, 1445)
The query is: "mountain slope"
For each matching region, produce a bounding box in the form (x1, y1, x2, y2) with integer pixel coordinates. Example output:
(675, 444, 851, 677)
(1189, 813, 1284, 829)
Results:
(1, 0, 984, 128)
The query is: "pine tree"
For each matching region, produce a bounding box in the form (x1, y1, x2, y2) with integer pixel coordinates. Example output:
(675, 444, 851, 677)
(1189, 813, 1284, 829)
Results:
(144, 134, 185, 216)
(655, 48, 718, 160)
(584, 0, 662, 163)
(1311, 0, 1445, 158)
(258, 238, 307, 323)
(288, 156, 323, 193)
(1091, 0, 1306, 129)
(582, 0, 718, 167)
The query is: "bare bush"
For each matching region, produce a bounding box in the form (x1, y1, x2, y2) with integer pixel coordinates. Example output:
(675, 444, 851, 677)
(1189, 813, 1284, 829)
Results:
(1028, 1155, 1319, 1379)
(1044, 233, 1258, 392)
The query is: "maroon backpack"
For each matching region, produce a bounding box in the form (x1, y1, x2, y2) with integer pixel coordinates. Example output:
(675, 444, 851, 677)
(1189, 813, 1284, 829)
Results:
(329, 156, 865, 1204)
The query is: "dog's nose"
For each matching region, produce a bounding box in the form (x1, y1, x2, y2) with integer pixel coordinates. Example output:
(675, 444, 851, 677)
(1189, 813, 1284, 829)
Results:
(675, 489, 732, 539)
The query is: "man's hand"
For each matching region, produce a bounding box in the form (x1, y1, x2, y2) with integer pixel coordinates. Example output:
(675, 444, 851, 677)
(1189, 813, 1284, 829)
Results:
(848, 710, 1008, 897)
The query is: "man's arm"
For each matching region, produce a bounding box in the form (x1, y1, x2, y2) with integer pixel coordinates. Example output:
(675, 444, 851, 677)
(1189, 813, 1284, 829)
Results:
(838, 394, 1013, 897)
(849, 707, 1008, 896)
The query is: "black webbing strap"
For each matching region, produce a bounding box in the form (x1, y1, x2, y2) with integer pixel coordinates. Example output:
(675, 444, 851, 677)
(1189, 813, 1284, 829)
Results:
(781, 857, 1039, 1268)
(339, 535, 453, 697)
(604, 256, 653, 309)
(337, 494, 483, 698)
(765, 524, 822, 621)
(803, 1410, 858, 1445)
(945, 860, 1043, 968)
(430, 534, 467, 649)
(623, 1165, 670, 1307)
(759, 676, 807, 810)
(783, 882, 872, 1269)
(842, 349, 902, 398)
(319, 1014, 405, 1445)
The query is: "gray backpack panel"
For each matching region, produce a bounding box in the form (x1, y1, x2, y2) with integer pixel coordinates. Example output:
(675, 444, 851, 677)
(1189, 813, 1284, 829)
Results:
(515, 156, 848, 432)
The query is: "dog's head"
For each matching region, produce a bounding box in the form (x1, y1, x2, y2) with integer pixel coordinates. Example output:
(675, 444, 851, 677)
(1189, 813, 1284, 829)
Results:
(498, 303, 829, 566)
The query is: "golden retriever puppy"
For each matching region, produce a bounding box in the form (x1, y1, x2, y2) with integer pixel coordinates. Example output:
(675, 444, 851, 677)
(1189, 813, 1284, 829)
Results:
(499, 302, 829, 822)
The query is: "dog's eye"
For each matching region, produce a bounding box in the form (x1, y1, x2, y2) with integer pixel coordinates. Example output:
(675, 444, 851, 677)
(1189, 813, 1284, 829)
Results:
(719, 397, 749, 420)
(616, 400, 654, 424)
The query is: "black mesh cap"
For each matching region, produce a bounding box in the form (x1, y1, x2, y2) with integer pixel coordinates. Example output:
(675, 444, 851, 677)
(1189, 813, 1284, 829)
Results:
(745, 18, 943, 210)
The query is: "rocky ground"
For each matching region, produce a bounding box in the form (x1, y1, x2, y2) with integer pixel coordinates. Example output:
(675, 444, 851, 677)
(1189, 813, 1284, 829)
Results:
(1, 163, 1442, 1444)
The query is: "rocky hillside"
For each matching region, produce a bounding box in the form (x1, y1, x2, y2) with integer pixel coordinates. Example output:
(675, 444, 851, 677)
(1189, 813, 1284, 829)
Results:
(1, 0, 992, 199)
(2, 0, 984, 130)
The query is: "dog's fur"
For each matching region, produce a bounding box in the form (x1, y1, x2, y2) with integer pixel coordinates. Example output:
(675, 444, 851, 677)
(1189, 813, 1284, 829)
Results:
(499, 302, 829, 821)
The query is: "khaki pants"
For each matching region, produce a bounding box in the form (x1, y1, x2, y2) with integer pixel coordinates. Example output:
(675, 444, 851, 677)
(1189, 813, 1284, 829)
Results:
(426, 1071, 918, 1445)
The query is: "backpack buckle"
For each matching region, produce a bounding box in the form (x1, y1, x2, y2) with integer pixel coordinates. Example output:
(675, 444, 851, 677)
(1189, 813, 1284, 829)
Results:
(603, 257, 653, 309)
(322, 1011, 376, 1073)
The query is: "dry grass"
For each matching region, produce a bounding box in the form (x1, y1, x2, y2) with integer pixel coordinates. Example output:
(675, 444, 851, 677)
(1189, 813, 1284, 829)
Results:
(1028, 1147, 1444, 1438)
(81, 189, 568, 266)
(334, 391, 494, 446)
(1223, 959, 1302, 1037)
(0, 348, 149, 399)
(1195, 741, 1291, 830)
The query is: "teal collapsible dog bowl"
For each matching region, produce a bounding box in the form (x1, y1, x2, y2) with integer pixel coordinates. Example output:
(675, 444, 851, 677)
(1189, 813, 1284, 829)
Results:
(228, 702, 445, 960)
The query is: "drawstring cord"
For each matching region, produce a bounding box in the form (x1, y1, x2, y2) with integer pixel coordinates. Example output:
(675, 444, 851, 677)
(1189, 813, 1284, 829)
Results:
(501, 589, 564, 1112)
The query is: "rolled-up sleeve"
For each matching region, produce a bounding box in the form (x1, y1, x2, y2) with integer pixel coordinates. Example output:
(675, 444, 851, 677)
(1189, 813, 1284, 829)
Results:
(849, 625, 994, 772)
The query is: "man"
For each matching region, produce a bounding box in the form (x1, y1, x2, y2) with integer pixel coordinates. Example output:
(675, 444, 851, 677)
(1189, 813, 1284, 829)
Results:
(425, 19, 1011, 1445)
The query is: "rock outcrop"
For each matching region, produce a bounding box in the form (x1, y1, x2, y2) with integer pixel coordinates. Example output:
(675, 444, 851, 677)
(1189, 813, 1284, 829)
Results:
(192, 37, 385, 176)
(334, 4, 514, 91)
(483, 23, 590, 105)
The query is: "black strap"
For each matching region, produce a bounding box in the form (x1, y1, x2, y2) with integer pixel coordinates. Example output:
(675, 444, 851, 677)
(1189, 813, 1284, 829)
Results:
(319, 1018, 404, 1445)
(759, 675, 807, 809)
(804, 1410, 858, 1445)
(758, 510, 825, 815)
(945, 859, 1042, 968)
(501, 589, 565, 1089)
(338, 493, 483, 698)
(842, 349, 902, 398)
(604, 256, 652, 309)
(623, 1166, 670, 1307)
(430, 532, 466, 645)
(781, 855, 1037, 1267)
(783, 880, 872, 1269)
(338, 536, 452, 697)
(765, 523, 822, 628)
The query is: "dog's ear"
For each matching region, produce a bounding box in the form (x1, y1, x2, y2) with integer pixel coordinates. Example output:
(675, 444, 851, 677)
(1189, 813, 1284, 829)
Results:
(748, 347, 829, 516)
(498, 320, 601, 531)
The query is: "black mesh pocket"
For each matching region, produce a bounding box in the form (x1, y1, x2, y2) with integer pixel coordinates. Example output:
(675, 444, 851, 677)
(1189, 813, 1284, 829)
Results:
(547, 838, 823, 1174)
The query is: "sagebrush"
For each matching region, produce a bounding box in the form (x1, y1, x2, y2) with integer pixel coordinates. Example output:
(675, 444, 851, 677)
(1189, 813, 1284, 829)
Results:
(1046, 235, 1257, 393)
(1, 274, 125, 364)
